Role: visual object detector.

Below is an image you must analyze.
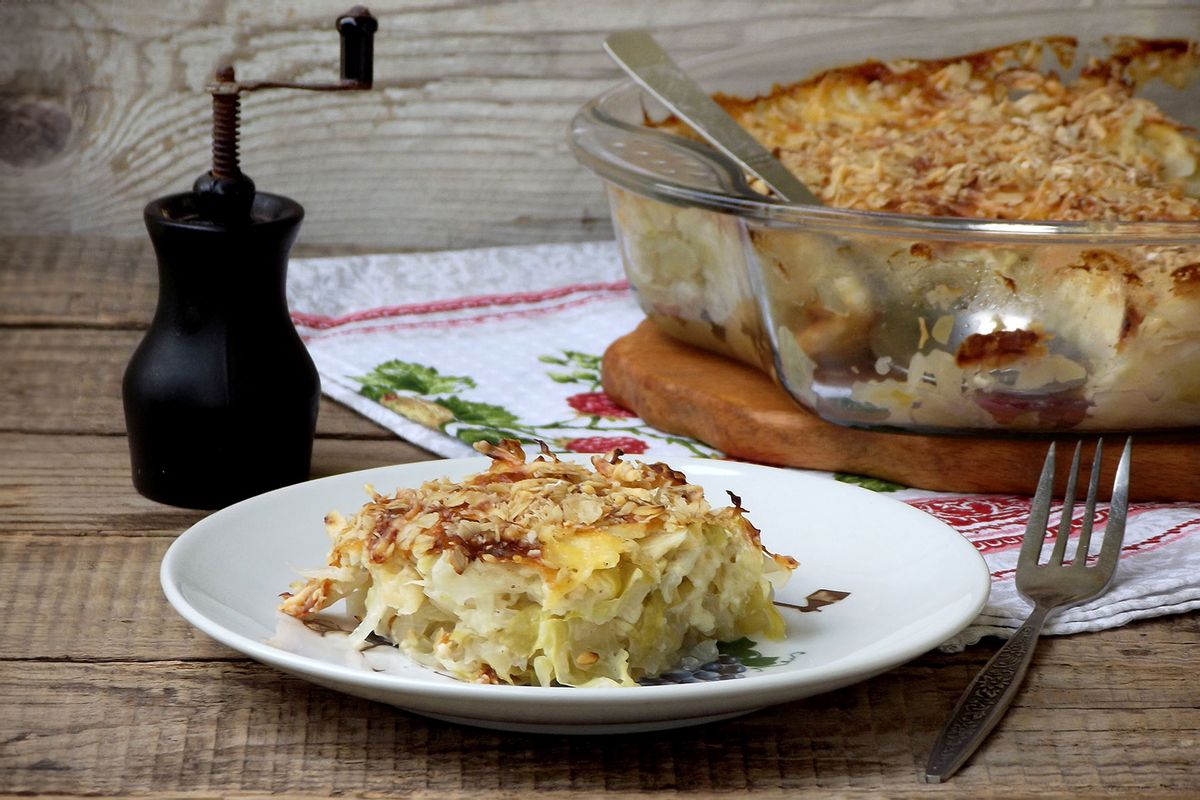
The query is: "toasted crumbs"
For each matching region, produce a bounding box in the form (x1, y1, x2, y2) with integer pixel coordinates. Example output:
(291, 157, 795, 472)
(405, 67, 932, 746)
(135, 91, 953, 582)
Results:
(655, 38, 1200, 222)
(476, 665, 501, 685)
(278, 440, 798, 687)
(279, 579, 334, 618)
(770, 552, 801, 571)
(910, 242, 933, 259)
(955, 329, 1046, 368)
(1171, 262, 1200, 292)
(280, 439, 760, 589)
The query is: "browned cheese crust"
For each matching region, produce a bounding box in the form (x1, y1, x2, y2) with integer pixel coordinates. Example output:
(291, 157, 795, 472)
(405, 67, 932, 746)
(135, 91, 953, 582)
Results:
(656, 37, 1200, 221)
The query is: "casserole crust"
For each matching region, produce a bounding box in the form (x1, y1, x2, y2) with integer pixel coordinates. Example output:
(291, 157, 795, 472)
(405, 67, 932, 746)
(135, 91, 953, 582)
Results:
(615, 37, 1200, 431)
(281, 440, 796, 687)
(703, 38, 1200, 221)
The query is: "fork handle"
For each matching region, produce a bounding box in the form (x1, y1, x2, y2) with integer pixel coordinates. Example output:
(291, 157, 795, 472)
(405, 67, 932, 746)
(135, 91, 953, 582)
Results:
(923, 604, 1052, 783)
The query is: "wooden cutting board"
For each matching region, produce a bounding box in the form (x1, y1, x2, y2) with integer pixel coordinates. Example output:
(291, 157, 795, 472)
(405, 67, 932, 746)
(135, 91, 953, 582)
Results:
(602, 320, 1200, 501)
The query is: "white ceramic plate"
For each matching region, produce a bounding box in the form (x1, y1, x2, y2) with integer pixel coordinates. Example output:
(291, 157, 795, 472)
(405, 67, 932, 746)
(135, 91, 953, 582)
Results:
(161, 456, 989, 734)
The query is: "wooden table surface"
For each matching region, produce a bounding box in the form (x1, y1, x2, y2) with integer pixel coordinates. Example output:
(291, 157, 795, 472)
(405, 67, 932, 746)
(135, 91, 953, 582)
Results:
(3, 0, 1199, 795)
(2, 234, 1198, 799)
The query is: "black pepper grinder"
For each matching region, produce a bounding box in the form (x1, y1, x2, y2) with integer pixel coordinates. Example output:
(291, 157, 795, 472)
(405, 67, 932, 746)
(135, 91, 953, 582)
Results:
(123, 8, 378, 509)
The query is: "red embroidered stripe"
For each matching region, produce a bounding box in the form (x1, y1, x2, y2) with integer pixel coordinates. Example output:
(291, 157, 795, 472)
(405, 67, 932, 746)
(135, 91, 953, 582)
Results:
(292, 280, 630, 330)
(299, 293, 624, 341)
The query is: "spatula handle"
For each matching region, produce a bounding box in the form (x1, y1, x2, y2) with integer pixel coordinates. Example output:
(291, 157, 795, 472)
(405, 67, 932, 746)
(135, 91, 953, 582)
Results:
(603, 30, 822, 206)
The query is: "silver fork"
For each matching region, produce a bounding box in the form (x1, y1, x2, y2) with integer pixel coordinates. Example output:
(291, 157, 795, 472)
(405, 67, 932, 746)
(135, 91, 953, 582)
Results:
(923, 437, 1132, 783)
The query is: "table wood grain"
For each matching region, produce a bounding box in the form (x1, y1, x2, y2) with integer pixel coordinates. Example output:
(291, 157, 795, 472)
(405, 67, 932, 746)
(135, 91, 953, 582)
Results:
(3, 1, 1199, 796)
(2, 240, 1198, 800)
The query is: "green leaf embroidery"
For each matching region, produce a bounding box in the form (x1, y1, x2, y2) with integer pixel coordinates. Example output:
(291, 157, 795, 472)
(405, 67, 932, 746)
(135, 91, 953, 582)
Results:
(717, 637, 778, 668)
(560, 350, 602, 370)
(435, 396, 519, 427)
(546, 369, 602, 385)
(541, 350, 602, 386)
(834, 473, 906, 493)
(353, 359, 476, 399)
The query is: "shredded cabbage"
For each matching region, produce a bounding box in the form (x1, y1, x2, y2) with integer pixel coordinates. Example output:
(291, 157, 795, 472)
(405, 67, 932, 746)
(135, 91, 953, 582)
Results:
(281, 440, 796, 687)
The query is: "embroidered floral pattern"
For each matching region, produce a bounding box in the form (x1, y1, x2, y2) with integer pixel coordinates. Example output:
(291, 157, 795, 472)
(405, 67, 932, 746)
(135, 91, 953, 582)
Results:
(567, 392, 636, 419)
(834, 473, 905, 492)
(351, 351, 720, 457)
(564, 435, 648, 454)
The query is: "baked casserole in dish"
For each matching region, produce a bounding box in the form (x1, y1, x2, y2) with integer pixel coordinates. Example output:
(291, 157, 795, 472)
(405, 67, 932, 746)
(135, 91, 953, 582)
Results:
(571, 9, 1200, 434)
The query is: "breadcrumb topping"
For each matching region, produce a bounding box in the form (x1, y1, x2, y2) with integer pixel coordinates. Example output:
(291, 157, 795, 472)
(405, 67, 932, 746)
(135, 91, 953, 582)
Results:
(278, 441, 799, 686)
(351, 439, 771, 573)
(659, 37, 1200, 221)
(281, 439, 796, 619)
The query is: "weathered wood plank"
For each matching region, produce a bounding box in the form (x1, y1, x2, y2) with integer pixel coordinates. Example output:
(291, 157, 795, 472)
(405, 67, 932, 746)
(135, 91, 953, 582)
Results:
(0, 433, 432, 536)
(0, 235, 420, 328)
(0, 236, 158, 328)
(0, 658, 1196, 796)
(5, 0, 1200, 795)
(4, 531, 1196, 666)
(0, 327, 393, 437)
(0, 535, 235, 661)
(0, 235, 381, 329)
(6, 0, 1182, 250)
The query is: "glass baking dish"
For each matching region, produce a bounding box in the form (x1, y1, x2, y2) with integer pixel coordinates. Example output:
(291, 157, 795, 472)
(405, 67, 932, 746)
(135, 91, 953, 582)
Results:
(570, 8, 1200, 434)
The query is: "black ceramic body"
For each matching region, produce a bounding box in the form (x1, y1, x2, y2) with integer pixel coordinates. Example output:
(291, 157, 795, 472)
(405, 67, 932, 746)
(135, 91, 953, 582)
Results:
(123, 192, 319, 509)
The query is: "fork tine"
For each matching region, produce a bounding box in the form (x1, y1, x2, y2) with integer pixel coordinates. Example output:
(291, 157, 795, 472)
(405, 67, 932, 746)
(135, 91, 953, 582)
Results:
(1095, 437, 1133, 579)
(1018, 443, 1056, 572)
(1049, 442, 1082, 566)
(1072, 440, 1105, 567)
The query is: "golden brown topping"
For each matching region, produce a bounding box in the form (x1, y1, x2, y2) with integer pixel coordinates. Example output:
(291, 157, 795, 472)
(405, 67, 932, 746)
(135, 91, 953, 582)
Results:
(647, 462, 688, 486)
(287, 444, 747, 581)
(1171, 262, 1200, 294)
(1082, 38, 1197, 88)
(279, 579, 335, 618)
(657, 38, 1200, 222)
(475, 665, 501, 685)
(1070, 249, 1144, 286)
(956, 328, 1046, 368)
(473, 438, 527, 465)
(278, 446, 797, 687)
(1119, 303, 1145, 343)
(769, 551, 801, 571)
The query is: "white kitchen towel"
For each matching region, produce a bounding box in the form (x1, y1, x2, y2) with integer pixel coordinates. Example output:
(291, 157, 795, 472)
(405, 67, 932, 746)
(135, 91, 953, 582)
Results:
(287, 241, 1200, 651)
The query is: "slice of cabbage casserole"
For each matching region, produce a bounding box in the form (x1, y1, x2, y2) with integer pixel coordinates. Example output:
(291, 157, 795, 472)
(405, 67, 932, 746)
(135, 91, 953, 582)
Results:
(281, 440, 797, 687)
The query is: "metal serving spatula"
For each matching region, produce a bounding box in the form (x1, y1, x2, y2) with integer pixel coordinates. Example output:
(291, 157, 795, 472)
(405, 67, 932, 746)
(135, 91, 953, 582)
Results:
(603, 30, 823, 206)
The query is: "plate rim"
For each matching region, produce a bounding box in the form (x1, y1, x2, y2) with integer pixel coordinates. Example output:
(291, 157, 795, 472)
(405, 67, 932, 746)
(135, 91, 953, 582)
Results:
(160, 456, 991, 713)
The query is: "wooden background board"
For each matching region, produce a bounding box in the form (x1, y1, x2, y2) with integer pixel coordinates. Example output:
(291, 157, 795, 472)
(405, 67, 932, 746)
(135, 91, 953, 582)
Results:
(2, 0, 1193, 250)
(3, 1, 1200, 797)
(602, 321, 1200, 501)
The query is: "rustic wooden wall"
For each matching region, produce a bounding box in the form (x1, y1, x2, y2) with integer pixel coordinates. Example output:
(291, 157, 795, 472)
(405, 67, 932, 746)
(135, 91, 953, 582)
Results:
(0, 0, 1189, 250)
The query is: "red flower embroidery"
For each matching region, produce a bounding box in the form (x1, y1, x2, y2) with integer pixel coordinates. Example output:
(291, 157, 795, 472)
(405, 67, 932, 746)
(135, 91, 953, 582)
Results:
(564, 436, 648, 454)
(567, 392, 636, 418)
